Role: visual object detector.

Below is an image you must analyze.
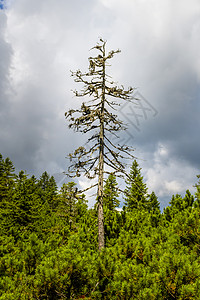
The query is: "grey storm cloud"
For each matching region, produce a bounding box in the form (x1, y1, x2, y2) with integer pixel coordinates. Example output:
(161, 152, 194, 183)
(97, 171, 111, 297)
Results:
(0, 0, 200, 207)
(0, 12, 12, 111)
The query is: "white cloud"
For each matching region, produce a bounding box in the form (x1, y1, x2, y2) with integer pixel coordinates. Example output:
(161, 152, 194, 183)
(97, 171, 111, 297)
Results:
(164, 180, 184, 195)
(144, 143, 198, 201)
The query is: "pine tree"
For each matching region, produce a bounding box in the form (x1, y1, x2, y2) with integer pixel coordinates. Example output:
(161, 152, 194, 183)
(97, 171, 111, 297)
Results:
(148, 191, 160, 213)
(0, 154, 16, 202)
(124, 160, 148, 211)
(13, 172, 42, 228)
(170, 194, 183, 210)
(194, 174, 200, 207)
(169, 191, 194, 212)
(164, 190, 194, 223)
(103, 173, 119, 211)
(103, 174, 122, 244)
(38, 171, 58, 209)
(65, 39, 136, 250)
(0, 155, 17, 236)
(182, 189, 194, 209)
(146, 191, 161, 228)
(1, 171, 42, 237)
(57, 182, 86, 230)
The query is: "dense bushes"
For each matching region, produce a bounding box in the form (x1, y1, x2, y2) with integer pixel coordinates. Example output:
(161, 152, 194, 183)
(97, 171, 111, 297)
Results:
(0, 154, 200, 299)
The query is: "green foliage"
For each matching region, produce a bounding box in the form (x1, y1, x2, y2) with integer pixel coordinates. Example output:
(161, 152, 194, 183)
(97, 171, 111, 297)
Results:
(38, 171, 58, 209)
(56, 182, 88, 231)
(148, 191, 160, 213)
(124, 160, 149, 211)
(0, 154, 16, 202)
(1, 153, 200, 299)
(103, 174, 122, 245)
(163, 190, 195, 223)
(194, 174, 200, 207)
(103, 173, 119, 211)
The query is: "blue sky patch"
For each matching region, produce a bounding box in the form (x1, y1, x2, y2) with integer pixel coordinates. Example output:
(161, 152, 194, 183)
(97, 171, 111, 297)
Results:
(0, 0, 6, 9)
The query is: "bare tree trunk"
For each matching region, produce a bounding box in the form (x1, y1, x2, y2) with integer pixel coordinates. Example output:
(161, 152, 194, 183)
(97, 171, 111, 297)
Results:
(97, 44, 106, 251)
(66, 39, 135, 251)
(98, 117, 104, 250)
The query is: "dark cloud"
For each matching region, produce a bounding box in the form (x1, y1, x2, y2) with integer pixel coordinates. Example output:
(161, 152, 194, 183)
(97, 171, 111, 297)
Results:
(0, 11, 13, 164)
(0, 12, 12, 107)
(0, 1, 200, 205)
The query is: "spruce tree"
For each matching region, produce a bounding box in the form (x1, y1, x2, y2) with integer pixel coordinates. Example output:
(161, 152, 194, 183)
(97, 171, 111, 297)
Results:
(0, 155, 16, 236)
(57, 182, 86, 230)
(103, 173, 122, 243)
(182, 189, 194, 209)
(0, 154, 16, 202)
(1, 171, 42, 237)
(38, 171, 58, 209)
(148, 191, 160, 213)
(194, 174, 200, 207)
(103, 173, 119, 211)
(65, 39, 135, 250)
(124, 160, 148, 211)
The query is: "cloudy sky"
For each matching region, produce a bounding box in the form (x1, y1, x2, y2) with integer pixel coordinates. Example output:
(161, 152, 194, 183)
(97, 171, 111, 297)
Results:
(0, 0, 200, 207)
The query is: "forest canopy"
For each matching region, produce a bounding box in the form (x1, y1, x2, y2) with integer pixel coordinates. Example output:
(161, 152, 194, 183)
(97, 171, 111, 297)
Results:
(0, 153, 200, 299)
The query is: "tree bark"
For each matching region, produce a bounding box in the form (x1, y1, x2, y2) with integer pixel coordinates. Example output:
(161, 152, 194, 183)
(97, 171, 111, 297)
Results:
(98, 120, 104, 250)
(66, 39, 135, 251)
(97, 43, 106, 251)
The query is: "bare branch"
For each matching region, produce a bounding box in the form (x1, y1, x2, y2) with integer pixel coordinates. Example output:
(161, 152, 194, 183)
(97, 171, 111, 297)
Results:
(78, 183, 98, 193)
(104, 135, 135, 159)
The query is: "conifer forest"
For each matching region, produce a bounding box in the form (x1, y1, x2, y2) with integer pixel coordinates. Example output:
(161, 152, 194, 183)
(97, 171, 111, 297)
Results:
(1, 40, 200, 299)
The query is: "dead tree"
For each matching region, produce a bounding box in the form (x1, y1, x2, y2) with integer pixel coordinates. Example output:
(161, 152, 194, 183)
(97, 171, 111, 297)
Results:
(65, 39, 136, 250)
